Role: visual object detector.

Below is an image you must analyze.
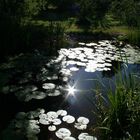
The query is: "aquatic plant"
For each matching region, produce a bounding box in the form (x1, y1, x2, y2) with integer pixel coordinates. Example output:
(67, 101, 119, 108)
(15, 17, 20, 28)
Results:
(63, 115, 75, 124)
(1, 109, 97, 140)
(1, 40, 139, 102)
(92, 66, 140, 139)
(55, 128, 71, 139)
(127, 29, 140, 45)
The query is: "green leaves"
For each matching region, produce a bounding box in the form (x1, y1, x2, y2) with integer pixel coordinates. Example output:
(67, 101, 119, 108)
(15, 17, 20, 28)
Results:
(78, 0, 111, 28)
(111, 0, 140, 27)
(0, 0, 47, 22)
(94, 72, 140, 139)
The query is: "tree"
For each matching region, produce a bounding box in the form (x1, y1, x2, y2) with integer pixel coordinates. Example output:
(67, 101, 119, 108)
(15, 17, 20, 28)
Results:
(47, 0, 76, 10)
(0, 0, 47, 57)
(111, 0, 140, 27)
(0, 0, 47, 23)
(78, 0, 111, 28)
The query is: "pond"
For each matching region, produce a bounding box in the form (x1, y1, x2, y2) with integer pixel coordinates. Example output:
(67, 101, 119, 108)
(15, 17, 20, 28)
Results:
(0, 40, 140, 140)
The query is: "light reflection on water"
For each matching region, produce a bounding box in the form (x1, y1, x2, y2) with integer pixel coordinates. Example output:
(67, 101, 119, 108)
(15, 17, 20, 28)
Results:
(0, 40, 140, 139)
(57, 40, 140, 123)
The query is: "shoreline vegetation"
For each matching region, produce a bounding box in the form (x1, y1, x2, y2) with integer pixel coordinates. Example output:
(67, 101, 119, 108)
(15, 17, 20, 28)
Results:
(1, 18, 139, 62)
(0, 0, 140, 140)
(0, 0, 140, 60)
(91, 65, 140, 139)
(31, 18, 140, 45)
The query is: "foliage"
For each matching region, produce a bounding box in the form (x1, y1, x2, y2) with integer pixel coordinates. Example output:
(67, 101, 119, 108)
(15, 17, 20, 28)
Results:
(0, 0, 47, 58)
(77, 0, 111, 28)
(93, 68, 140, 139)
(111, 0, 140, 27)
(0, 0, 140, 58)
(45, 21, 66, 51)
(0, 0, 47, 21)
(47, 0, 76, 10)
(127, 29, 140, 45)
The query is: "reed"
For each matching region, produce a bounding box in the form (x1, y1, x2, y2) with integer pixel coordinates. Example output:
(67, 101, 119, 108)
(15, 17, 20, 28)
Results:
(92, 66, 140, 139)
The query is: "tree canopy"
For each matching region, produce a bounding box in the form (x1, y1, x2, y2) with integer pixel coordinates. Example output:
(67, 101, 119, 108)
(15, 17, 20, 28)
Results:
(78, 0, 111, 27)
(111, 0, 140, 27)
(0, 0, 47, 24)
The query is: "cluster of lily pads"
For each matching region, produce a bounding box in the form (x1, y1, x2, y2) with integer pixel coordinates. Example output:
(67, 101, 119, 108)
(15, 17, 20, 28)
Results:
(3, 109, 97, 140)
(56, 40, 140, 73)
(39, 110, 90, 131)
(0, 52, 72, 101)
(1, 40, 140, 102)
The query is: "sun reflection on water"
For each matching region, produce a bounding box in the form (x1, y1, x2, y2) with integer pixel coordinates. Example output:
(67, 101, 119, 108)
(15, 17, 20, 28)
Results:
(67, 85, 76, 95)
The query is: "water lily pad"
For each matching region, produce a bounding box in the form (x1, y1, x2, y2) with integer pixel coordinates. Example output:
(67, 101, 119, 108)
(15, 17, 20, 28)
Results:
(47, 75, 58, 80)
(85, 68, 96, 73)
(32, 91, 47, 100)
(70, 67, 79, 72)
(69, 54, 77, 59)
(52, 118, 62, 125)
(77, 117, 89, 125)
(76, 62, 86, 66)
(74, 123, 87, 130)
(39, 114, 47, 119)
(27, 120, 40, 135)
(42, 83, 55, 90)
(78, 133, 97, 140)
(48, 125, 56, 131)
(105, 63, 112, 67)
(62, 115, 75, 124)
(62, 76, 69, 82)
(67, 61, 77, 65)
(57, 110, 67, 116)
(78, 42, 85, 45)
(78, 133, 89, 140)
(26, 85, 38, 92)
(27, 111, 40, 119)
(60, 69, 71, 76)
(55, 128, 71, 139)
(86, 43, 96, 47)
(48, 90, 61, 96)
(46, 111, 58, 119)
(39, 119, 50, 125)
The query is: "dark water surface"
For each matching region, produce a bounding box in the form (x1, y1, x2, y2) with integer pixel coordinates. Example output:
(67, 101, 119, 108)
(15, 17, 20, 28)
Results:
(0, 40, 140, 140)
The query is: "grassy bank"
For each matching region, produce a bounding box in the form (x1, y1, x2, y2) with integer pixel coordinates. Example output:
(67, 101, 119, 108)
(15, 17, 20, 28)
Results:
(30, 18, 140, 45)
(1, 11, 139, 61)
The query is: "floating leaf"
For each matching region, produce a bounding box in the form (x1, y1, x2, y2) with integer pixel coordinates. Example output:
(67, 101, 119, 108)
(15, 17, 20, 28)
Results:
(55, 128, 71, 139)
(48, 125, 56, 131)
(77, 117, 89, 125)
(42, 83, 55, 90)
(57, 110, 67, 116)
(62, 115, 75, 124)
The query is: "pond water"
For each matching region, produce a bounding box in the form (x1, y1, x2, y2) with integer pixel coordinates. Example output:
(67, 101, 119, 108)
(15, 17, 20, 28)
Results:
(0, 40, 140, 140)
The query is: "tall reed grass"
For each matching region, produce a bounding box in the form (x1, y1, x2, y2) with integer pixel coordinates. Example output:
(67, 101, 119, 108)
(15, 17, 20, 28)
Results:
(92, 66, 140, 140)
(127, 29, 140, 46)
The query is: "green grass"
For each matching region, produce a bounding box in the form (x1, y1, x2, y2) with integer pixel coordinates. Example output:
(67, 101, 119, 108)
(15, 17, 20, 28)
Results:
(25, 12, 140, 49)
(127, 29, 140, 45)
(31, 18, 138, 35)
(92, 69, 140, 140)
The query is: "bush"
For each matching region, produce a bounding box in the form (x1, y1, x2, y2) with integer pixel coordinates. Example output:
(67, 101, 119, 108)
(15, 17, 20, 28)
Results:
(127, 29, 140, 46)
(77, 0, 110, 28)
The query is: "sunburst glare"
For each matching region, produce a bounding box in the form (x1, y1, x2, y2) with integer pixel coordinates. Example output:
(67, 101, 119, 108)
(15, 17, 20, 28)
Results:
(67, 85, 76, 95)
